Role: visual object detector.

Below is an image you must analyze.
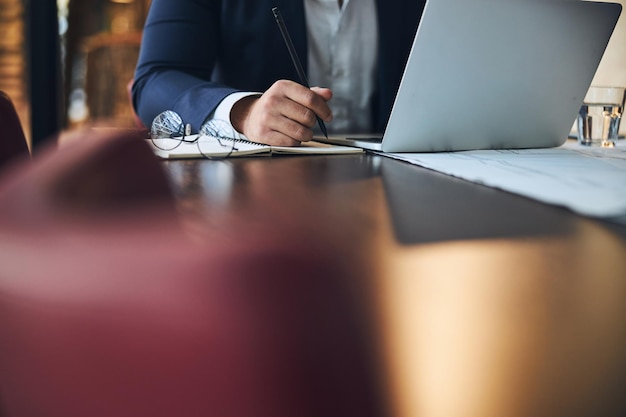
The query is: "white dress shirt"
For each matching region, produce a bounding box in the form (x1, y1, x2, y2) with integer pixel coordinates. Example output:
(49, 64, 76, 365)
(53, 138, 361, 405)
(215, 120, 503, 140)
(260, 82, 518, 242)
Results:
(207, 0, 379, 137)
(305, 0, 378, 133)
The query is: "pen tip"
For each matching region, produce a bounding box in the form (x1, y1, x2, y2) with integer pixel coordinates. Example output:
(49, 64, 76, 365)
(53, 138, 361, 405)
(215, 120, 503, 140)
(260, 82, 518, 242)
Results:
(320, 123, 329, 139)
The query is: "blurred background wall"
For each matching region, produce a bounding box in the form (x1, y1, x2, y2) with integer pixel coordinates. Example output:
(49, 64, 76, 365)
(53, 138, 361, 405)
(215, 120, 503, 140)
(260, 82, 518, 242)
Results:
(0, 0, 151, 146)
(62, 0, 150, 130)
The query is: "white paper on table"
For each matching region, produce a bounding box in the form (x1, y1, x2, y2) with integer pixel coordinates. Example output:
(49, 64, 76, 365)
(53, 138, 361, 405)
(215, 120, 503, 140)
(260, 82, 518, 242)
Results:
(383, 140, 626, 223)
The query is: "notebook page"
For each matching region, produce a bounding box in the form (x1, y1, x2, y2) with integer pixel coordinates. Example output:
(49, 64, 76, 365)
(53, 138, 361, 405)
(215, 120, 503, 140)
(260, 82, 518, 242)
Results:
(384, 140, 626, 223)
(150, 137, 362, 158)
(271, 141, 363, 155)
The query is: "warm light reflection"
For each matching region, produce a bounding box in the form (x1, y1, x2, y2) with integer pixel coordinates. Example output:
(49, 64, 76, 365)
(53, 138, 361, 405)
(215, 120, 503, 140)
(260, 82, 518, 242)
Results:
(374, 220, 626, 417)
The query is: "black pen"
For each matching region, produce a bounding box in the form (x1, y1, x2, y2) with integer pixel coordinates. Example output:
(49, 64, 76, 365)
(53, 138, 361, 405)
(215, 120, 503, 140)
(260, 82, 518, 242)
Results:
(272, 6, 329, 139)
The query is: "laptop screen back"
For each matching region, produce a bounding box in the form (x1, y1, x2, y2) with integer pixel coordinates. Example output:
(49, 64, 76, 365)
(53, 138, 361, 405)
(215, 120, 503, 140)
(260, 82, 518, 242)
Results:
(381, 0, 622, 152)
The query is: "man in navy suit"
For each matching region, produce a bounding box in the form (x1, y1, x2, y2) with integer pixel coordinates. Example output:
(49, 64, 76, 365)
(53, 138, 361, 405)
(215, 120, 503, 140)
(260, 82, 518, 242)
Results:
(133, 0, 425, 146)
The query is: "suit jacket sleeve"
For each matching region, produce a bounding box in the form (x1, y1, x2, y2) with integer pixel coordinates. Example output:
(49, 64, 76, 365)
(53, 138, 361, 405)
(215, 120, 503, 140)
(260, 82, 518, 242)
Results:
(132, 0, 237, 131)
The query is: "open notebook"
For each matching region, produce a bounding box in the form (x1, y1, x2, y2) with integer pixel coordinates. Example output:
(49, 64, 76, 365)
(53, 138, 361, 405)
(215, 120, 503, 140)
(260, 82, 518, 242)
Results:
(150, 135, 363, 159)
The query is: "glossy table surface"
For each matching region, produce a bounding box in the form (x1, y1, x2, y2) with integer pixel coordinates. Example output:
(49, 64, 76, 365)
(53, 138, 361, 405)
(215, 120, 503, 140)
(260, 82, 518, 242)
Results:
(163, 153, 626, 417)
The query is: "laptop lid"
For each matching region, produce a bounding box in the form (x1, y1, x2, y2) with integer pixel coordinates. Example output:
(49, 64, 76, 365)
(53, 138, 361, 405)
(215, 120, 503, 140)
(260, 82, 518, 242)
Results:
(324, 0, 622, 153)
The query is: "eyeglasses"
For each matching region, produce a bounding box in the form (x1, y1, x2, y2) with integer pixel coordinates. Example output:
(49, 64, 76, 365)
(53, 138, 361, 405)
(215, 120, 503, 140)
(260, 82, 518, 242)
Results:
(150, 110, 239, 159)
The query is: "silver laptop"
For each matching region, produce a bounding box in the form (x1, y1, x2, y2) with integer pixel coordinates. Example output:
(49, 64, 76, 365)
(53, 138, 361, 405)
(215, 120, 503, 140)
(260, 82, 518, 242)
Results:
(321, 0, 622, 153)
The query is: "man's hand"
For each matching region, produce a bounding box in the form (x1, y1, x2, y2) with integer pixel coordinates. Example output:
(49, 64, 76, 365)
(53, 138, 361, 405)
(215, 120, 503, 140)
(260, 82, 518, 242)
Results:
(230, 80, 333, 146)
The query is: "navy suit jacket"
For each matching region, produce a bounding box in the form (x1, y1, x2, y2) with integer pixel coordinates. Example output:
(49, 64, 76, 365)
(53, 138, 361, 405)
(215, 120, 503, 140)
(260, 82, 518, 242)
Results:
(133, 0, 426, 132)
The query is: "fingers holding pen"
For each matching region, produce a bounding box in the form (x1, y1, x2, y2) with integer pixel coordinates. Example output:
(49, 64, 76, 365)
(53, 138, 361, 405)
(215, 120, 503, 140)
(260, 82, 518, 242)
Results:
(231, 80, 333, 146)
(271, 80, 333, 126)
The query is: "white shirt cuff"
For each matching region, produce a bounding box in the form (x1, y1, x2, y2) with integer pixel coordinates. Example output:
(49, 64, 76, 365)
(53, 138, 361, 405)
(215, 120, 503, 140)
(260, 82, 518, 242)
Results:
(205, 91, 261, 139)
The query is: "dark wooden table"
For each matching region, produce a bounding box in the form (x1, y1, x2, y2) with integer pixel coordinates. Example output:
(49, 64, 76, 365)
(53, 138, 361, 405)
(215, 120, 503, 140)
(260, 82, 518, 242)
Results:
(163, 153, 626, 417)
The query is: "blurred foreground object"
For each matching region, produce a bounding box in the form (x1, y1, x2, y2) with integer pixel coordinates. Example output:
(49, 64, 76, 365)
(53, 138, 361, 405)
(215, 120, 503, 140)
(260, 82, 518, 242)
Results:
(0, 128, 381, 417)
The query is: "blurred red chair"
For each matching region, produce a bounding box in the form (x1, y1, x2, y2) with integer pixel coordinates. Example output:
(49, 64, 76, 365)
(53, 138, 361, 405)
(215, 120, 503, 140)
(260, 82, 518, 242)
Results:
(0, 91, 30, 169)
(0, 128, 382, 417)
